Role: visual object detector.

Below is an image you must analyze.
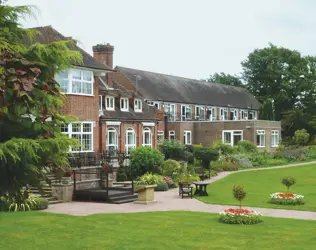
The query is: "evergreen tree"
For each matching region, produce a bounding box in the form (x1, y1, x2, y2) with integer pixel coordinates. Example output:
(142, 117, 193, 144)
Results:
(0, 2, 81, 198)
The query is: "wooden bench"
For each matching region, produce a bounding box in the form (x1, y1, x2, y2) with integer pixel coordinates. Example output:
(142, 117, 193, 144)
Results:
(178, 183, 193, 199)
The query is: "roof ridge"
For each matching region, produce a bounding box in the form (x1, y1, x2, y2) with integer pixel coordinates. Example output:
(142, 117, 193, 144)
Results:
(116, 66, 245, 91)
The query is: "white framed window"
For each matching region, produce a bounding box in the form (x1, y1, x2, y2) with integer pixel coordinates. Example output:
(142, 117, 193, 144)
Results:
(230, 109, 238, 120)
(106, 127, 118, 155)
(181, 105, 192, 121)
(164, 103, 177, 121)
(99, 95, 102, 111)
(157, 131, 164, 143)
(271, 130, 279, 147)
(55, 69, 93, 96)
(222, 130, 243, 146)
(61, 122, 93, 152)
(147, 101, 160, 109)
(120, 98, 129, 111)
(256, 130, 265, 147)
(134, 99, 142, 112)
(207, 107, 217, 121)
(142, 128, 152, 147)
(184, 131, 192, 145)
(106, 96, 115, 110)
(169, 131, 175, 140)
(125, 128, 136, 154)
(248, 110, 257, 120)
(220, 108, 228, 120)
(240, 110, 248, 120)
(195, 106, 205, 120)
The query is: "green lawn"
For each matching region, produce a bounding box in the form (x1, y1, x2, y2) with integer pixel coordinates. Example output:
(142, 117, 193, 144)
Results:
(197, 164, 316, 211)
(1, 211, 316, 250)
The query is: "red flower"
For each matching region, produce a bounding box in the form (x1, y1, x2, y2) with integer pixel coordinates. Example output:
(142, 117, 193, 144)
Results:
(224, 208, 252, 214)
(16, 70, 27, 76)
(103, 164, 109, 168)
(278, 193, 295, 198)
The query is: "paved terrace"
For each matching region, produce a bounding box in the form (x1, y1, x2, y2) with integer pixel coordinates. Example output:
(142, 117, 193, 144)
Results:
(45, 161, 316, 220)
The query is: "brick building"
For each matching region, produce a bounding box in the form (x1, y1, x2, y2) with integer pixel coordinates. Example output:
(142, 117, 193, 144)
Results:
(112, 67, 281, 152)
(32, 26, 281, 154)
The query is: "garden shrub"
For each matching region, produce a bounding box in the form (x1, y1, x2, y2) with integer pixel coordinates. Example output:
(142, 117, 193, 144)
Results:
(212, 161, 239, 172)
(194, 146, 219, 170)
(161, 160, 181, 177)
(136, 173, 164, 186)
(305, 146, 316, 159)
(236, 140, 257, 153)
(116, 165, 128, 182)
(274, 148, 306, 160)
(224, 154, 253, 168)
(219, 208, 262, 225)
(233, 185, 246, 208)
(36, 198, 48, 210)
(184, 151, 194, 164)
(281, 177, 296, 192)
(160, 140, 185, 160)
(269, 193, 304, 205)
(292, 129, 310, 146)
(163, 176, 174, 187)
(212, 140, 235, 155)
(130, 147, 164, 177)
(154, 182, 169, 191)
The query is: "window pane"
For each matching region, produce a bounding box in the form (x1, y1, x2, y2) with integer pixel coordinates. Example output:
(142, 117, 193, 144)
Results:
(72, 70, 81, 80)
(60, 124, 68, 133)
(72, 123, 81, 133)
(71, 134, 82, 151)
(72, 81, 82, 93)
(56, 71, 68, 79)
(83, 71, 92, 81)
(83, 123, 91, 132)
(82, 134, 92, 151)
(83, 82, 92, 95)
(223, 132, 231, 144)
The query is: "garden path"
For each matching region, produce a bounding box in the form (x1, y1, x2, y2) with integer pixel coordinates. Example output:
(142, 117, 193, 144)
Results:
(44, 161, 316, 220)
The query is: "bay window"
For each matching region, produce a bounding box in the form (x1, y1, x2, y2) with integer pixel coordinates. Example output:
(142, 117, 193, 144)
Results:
(256, 130, 265, 147)
(147, 101, 160, 109)
(230, 109, 238, 120)
(61, 122, 93, 152)
(55, 69, 93, 95)
(240, 110, 248, 120)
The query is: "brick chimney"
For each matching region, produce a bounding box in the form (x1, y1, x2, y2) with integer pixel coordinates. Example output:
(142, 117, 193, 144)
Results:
(93, 43, 115, 87)
(92, 43, 114, 69)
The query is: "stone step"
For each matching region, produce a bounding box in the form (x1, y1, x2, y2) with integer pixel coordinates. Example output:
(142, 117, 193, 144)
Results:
(48, 200, 63, 205)
(108, 194, 138, 203)
(110, 197, 137, 204)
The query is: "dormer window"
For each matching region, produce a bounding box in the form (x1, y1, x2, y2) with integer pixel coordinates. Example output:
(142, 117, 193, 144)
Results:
(134, 99, 142, 112)
(106, 96, 115, 110)
(120, 98, 129, 111)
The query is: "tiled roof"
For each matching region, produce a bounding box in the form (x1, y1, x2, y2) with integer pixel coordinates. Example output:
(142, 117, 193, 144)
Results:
(116, 66, 261, 110)
(27, 26, 113, 71)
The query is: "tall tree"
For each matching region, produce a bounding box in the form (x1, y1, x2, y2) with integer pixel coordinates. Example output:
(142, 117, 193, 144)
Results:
(0, 2, 81, 200)
(208, 72, 243, 87)
(242, 43, 314, 122)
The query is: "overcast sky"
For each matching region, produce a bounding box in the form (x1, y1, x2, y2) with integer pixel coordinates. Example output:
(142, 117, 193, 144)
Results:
(10, 0, 316, 79)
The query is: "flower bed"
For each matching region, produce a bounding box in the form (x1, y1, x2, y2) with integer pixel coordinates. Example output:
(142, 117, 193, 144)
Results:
(219, 208, 262, 225)
(269, 192, 305, 205)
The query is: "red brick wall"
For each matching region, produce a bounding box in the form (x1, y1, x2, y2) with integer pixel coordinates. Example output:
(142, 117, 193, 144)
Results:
(61, 77, 100, 152)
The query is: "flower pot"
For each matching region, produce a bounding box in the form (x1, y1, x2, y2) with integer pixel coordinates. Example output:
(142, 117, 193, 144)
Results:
(134, 185, 157, 204)
(61, 176, 72, 184)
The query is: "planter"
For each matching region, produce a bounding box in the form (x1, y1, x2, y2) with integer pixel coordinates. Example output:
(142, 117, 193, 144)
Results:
(61, 176, 72, 184)
(134, 185, 157, 204)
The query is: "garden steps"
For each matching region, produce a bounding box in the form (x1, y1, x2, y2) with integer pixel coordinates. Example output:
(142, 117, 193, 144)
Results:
(108, 193, 138, 204)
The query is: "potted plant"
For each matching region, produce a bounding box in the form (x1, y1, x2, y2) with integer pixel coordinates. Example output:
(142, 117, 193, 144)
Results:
(61, 167, 73, 184)
(134, 173, 163, 204)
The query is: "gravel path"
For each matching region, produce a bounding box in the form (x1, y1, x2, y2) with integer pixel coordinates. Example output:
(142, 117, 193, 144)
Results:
(45, 161, 316, 220)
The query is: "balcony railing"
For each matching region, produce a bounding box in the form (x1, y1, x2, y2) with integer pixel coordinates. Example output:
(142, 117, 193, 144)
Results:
(164, 112, 257, 122)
